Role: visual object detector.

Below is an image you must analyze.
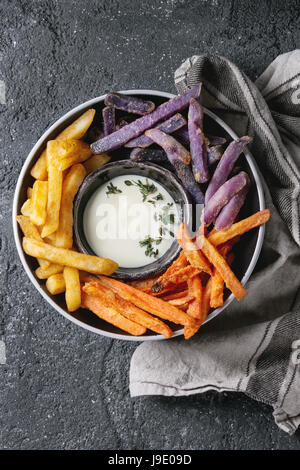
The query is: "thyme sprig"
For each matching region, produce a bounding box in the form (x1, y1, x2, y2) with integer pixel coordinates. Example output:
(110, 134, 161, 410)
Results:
(125, 178, 157, 202)
(139, 235, 162, 258)
(106, 182, 122, 196)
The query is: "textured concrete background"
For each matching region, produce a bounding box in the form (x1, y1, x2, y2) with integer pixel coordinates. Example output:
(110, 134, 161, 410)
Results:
(1, 0, 300, 450)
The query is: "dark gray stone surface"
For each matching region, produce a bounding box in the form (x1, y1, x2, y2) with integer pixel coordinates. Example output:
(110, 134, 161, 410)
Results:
(1, 0, 300, 450)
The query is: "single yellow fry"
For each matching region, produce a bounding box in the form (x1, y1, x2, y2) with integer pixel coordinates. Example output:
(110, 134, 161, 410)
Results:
(22, 237, 118, 275)
(30, 109, 96, 180)
(46, 273, 66, 295)
(57, 109, 96, 141)
(84, 153, 111, 175)
(41, 149, 63, 238)
(21, 199, 32, 217)
(31, 151, 48, 180)
(16, 215, 50, 269)
(35, 264, 63, 279)
(64, 267, 81, 312)
(55, 164, 86, 248)
(49, 139, 92, 171)
(30, 180, 48, 226)
(17, 215, 41, 240)
(27, 187, 33, 198)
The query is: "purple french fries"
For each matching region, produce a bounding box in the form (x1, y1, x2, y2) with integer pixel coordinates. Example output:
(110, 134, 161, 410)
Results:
(145, 129, 191, 165)
(125, 113, 186, 148)
(203, 171, 249, 225)
(205, 136, 252, 204)
(105, 92, 155, 115)
(130, 147, 174, 171)
(188, 98, 209, 183)
(172, 160, 205, 204)
(90, 84, 201, 154)
(145, 128, 204, 204)
(215, 176, 250, 230)
(102, 106, 115, 136)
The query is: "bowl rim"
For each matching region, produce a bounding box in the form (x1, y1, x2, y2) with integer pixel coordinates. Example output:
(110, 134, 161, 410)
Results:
(73, 159, 192, 279)
(12, 89, 265, 341)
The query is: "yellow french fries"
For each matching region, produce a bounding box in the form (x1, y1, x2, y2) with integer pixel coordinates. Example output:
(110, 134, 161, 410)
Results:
(30, 180, 48, 226)
(16, 215, 50, 269)
(46, 273, 66, 295)
(30, 109, 96, 180)
(27, 187, 33, 198)
(30, 152, 48, 181)
(41, 148, 63, 238)
(84, 153, 111, 175)
(35, 264, 64, 279)
(55, 164, 86, 248)
(21, 198, 32, 217)
(64, 267, 81, 312)
(49, 139, 92, 171)
(22, 237, 118, 275)
(57, 108, 96, 141)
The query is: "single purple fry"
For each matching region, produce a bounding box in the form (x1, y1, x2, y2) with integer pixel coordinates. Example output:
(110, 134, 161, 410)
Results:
(215, 175, 250, 230)
(145, 128, 191, 164)
(188, 98, 209, 183)
(105, 92, 155, 115)
(102, 106, 115, 136)
(130, 147, 174, 171)
(125, 113, 186, 148)
(90, 84, 202, 154)
(205, 136, 252, 204)
(144, 128, 204, 203)
(203, 172, 249, 225)
(172, 160, 205, 204)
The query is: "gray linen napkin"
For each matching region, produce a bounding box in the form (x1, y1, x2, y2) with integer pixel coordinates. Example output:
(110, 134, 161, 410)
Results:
(130, 51, 300, 434)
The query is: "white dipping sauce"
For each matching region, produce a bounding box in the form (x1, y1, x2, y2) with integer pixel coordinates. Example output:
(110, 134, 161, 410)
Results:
(83, 174, 179, 268)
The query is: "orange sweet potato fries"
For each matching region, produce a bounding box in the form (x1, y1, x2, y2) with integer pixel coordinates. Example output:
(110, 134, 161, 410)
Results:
(80, 209, 269, 339)
(101, 208, 268, 339)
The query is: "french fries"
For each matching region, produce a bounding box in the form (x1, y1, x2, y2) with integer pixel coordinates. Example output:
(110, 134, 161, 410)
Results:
(64, 267, 81, 312)
(151, 265, 202, 294)
(55, 164, 86, 248)
(81, 290, 146, 336)
(83, 153, 111, 175)
(187, 275, 202, 319)
(35, 264, 63, 279)
(30, 109, 96, 180)
(20, 91, 272, 339)
(21, 198, 32, 217)
(95, 276, 197, 328)
(46, 273, 66, 295)
(30, 180, 48, 226)
(176, 223, 212, 274)
(22, 237, 118, 275)
(184, 278, 212, 340)
(16, 215, 50, 269)
(49, 139, 92, 171)
(57, 109, 96, 141)
(83, 283, 173, 338)
(41, 148, 63, 238)
(196, 231, 247, 301)
(151, 251, 188, 293)
(208, 209, 270, 246)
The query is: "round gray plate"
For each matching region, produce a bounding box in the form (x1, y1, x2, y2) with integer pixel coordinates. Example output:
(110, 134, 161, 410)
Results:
(12, 89, 265, 341)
